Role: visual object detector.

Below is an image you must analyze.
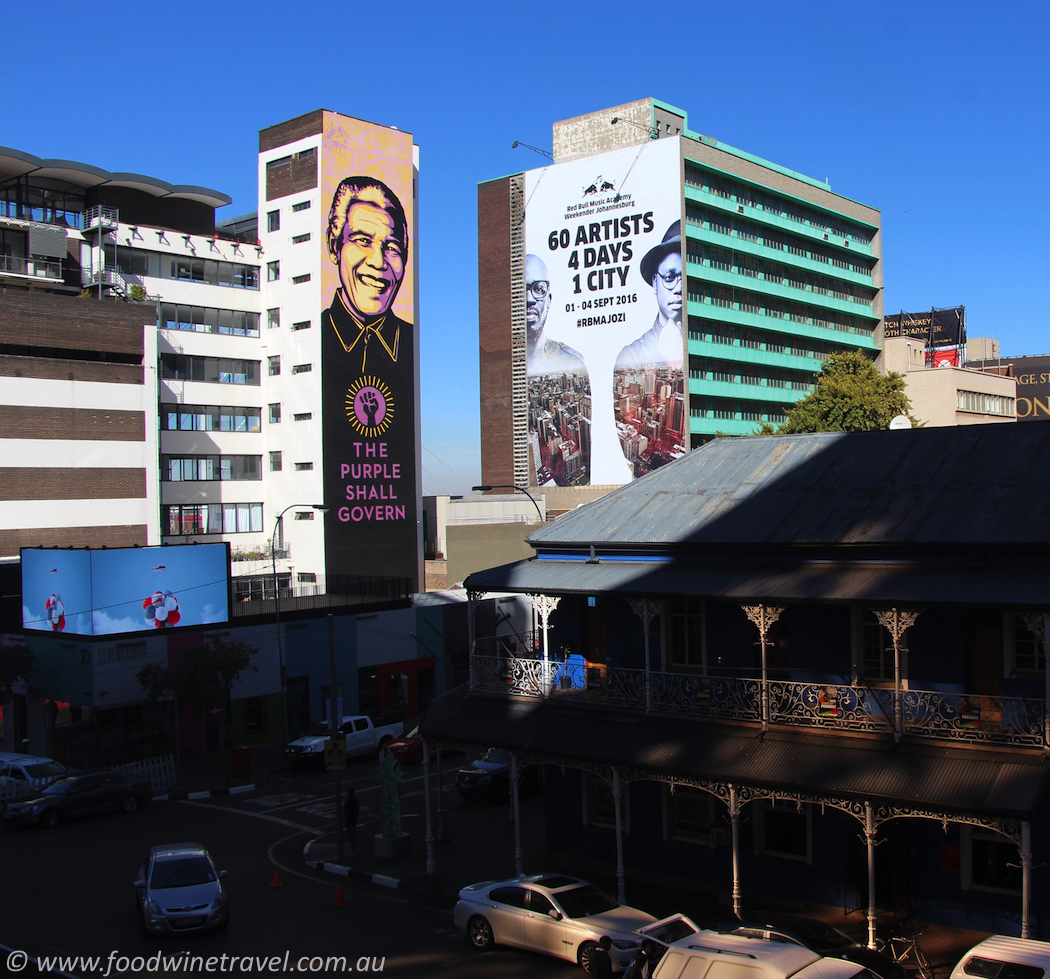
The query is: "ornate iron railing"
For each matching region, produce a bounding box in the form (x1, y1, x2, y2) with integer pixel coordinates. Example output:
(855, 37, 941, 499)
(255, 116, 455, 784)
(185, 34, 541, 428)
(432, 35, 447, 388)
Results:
(470, 653, 1047, 747)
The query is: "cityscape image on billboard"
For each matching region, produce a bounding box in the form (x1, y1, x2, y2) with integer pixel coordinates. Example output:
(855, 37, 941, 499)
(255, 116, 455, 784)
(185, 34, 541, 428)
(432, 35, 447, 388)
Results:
(524, 137, 686, 487)
(21, 543, 230, 636)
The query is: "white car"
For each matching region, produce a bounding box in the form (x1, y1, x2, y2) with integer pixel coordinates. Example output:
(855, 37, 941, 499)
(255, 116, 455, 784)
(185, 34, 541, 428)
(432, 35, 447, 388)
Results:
(454, 873, 657, 973)
(949, 936, 1050, 979)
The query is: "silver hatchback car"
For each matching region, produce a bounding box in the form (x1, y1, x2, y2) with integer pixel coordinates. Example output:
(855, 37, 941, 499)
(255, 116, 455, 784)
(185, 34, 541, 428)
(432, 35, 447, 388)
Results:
(135, 843, 229, 935)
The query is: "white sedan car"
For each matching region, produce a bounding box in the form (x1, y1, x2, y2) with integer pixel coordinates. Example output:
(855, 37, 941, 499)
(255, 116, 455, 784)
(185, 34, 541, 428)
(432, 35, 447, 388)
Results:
(454, 873, 657, 973)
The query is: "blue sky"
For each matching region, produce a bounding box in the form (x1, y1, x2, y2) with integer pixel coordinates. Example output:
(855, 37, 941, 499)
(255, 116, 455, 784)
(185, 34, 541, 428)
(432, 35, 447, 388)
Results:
(5, 1, 1047, 494)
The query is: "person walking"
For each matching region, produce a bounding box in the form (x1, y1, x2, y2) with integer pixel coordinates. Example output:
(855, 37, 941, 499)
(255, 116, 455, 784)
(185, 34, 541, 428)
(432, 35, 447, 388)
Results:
(588, 935, 614, 979)
(624, 940, 657, 979)
(343, 787, 360, 855)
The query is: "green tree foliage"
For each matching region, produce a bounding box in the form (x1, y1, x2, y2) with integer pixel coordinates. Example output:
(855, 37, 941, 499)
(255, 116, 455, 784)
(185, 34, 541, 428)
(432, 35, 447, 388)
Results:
(0, 643, 34, 704)
(758, 350, 920, 435)
(136, 636, 257, 717)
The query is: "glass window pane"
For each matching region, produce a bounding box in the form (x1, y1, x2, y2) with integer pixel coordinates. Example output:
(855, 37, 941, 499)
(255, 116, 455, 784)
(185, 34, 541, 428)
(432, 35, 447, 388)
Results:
(237, 504, 250, 533)
(223, 504, 237, 533)
(250, 504, 263, 533)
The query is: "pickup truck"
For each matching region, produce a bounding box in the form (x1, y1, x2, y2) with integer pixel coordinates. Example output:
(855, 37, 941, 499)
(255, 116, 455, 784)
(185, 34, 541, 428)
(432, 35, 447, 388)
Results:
(284, 715, 403, 768)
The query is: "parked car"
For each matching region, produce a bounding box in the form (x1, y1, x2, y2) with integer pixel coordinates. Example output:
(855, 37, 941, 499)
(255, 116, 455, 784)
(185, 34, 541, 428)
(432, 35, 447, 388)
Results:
(726, 914, 906, 979)
(454, 873, 657, 973)
(455, 748, 542, 802)
(949, 936, 1050, 979)
(644, 923, 885, 979)
(1, 771, 152, 828)
(135, 843, 229, 935)
(386, 726, 460, 766)
(0, 754, 69, 787)
(284, 714, 403, 768)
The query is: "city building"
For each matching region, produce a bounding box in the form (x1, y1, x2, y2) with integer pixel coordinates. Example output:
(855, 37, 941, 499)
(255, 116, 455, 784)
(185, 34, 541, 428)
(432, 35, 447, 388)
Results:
(967, 351, 1050, 423)
(479, 98, 882, 501)
(427, 421, 1050, 937)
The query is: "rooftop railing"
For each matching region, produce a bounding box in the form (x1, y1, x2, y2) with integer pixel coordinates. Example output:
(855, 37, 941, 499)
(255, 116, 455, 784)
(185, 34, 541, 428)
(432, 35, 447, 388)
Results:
(0, 254, 62, 280)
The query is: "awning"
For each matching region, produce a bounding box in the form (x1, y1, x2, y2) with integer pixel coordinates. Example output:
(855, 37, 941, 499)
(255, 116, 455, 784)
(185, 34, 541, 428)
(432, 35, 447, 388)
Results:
(465, 556, 1050, 609)
(422, 685, 1050, 819)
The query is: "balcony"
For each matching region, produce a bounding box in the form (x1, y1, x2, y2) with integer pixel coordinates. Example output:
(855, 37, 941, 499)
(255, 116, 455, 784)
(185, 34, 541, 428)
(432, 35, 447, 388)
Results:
(0, 253, 62, 281)
(471, 652, 1047, 749)
(83, 205, 118, 234)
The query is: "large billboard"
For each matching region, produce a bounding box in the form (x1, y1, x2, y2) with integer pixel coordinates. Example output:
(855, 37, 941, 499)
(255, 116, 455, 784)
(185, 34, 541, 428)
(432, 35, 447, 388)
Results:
(320, 117, 418, 586)
(967, 354, 1050, 421)
(884, 306, 966, 367)
(21, 543, 230, 636)
(524, 137, 686, 486)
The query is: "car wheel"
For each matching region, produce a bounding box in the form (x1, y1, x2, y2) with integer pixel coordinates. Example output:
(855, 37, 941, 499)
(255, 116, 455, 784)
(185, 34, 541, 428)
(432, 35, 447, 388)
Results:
(120, 794, 139, 814)
(40, 808, 59, 829)
(467, 916, 494, 950)
(578, 941, 598, 974)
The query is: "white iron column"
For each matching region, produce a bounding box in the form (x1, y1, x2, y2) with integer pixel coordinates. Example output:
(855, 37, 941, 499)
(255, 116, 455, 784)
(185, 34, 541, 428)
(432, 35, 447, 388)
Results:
(863, 802, 878, 950)
(1021, 821, 1033, 938)
(467, 589, 481, 692)
(742, 605, 784, 731)
(511, 753, 523, 877)
(422, 740, 435, 878)
(728, 785, 742, 919)
(873, 608, 921, 742)
(534, 595, 561, 697)
(612, 768, 626, 904)
(628, 599, 660, 711)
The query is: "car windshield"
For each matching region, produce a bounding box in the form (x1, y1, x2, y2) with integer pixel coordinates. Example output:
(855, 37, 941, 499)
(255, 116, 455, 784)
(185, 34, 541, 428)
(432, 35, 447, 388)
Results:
(41, 776, 79, 795)
(150, 856, 216, 889)
(556, 884, 618, 918)
(304, 724, 329, 737)
(24, 761, 65, 778)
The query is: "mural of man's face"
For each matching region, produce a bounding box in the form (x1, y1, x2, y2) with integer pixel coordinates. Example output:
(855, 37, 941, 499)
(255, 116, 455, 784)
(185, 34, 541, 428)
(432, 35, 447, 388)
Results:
(337, 201, 405, 319)
(525, 254, 551, 340)
(653, 251, 682, 325)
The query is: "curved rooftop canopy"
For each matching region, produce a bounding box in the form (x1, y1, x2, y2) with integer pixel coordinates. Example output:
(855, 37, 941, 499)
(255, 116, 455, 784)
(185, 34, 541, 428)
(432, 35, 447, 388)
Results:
(0, 147, 231, 209)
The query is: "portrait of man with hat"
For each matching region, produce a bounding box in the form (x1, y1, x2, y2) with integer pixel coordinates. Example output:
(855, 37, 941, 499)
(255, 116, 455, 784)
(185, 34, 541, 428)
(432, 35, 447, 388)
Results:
(616, 220, 684, 369)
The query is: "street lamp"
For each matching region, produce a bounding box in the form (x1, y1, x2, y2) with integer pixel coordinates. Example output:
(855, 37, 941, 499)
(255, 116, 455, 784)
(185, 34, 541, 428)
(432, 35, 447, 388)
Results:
(272, 503, 328, 744)
(471, 485, 544, 525)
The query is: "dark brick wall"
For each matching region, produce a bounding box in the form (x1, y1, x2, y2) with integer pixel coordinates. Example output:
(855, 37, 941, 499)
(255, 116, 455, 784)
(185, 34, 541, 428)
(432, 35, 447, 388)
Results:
(0, 354, 143, 385)
(0, 525, 148, 554)
(0, 469, 146, 501)
(0, 406, 145, 441)
(260, 110, 324, 152)
(0, 292, 148, 357)
(478, 177, 515, 488)
(266, 156, 318, 202)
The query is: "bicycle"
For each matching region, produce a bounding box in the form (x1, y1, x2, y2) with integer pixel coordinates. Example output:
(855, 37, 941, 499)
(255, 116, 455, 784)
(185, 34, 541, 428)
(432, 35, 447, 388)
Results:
(876, 930, 934, 979)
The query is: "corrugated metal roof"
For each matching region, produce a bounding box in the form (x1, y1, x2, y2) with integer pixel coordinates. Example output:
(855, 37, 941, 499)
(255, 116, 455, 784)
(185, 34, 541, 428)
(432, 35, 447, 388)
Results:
(466, 556, 1050, 606)
(422, 686, 1048, 818)
(527, 423, 1050, 547)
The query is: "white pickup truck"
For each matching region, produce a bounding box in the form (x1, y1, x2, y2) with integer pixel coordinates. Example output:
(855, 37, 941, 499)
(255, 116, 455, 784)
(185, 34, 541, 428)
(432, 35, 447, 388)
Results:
(284, 715, 403, 768)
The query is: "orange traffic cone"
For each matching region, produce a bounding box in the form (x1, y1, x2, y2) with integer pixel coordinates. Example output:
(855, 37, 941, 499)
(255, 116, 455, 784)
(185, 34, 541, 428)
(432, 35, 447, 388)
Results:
(334, 886, 345, 907)
(271, 870, 282, 888)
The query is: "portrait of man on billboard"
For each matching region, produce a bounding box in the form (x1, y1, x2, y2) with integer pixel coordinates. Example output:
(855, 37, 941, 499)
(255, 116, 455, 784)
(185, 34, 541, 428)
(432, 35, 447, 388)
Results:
(324, 176, 410, 373)
(616, 220, 683, 370)
(525, 253, 586, 377)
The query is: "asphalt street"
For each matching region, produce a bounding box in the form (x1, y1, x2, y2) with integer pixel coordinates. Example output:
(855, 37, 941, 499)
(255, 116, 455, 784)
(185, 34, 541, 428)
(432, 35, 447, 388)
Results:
(0, 756, 581, 978)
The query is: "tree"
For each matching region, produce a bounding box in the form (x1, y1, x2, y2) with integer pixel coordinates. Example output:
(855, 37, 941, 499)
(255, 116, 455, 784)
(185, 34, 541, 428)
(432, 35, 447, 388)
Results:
(0, 643, 34, 704)
(758, 350, 920, 435)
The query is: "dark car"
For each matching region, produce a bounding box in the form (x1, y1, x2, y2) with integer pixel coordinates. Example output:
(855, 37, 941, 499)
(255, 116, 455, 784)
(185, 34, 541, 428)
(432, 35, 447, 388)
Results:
(728, 914, 906, 979)
(455, 748, 542, 802)
(1, 771, 152, 828)
(386, 725, 460, 766)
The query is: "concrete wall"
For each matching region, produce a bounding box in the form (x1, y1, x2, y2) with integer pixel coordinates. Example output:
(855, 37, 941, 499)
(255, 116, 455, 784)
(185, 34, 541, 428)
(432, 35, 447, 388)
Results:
(553, 98, 655, 163)
(446, 522, 537, 588)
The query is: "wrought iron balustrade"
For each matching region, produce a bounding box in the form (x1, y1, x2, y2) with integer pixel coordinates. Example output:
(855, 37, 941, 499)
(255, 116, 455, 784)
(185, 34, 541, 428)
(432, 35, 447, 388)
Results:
(548, 660, 646, 710)
(768, 680, 895, 734)
(902, 689, 1045, 747)
(650, 671, 762, 721)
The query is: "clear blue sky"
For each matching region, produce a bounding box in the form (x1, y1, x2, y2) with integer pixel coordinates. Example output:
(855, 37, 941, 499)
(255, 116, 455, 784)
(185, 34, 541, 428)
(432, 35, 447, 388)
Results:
(5, 1, 1047, 494)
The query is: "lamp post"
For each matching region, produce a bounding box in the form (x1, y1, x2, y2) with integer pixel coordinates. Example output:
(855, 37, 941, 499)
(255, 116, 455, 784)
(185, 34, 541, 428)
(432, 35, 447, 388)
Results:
(272, 503, 328, 745)
(471, 485, 544, 525)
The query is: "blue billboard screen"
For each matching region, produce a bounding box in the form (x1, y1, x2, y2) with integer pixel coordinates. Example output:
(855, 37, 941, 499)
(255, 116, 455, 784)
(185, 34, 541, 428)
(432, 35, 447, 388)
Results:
(21, 544, 230, 636)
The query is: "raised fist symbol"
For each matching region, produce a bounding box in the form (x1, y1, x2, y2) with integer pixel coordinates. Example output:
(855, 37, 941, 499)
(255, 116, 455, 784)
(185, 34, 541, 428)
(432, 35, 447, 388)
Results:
(361, 390, 379, 427)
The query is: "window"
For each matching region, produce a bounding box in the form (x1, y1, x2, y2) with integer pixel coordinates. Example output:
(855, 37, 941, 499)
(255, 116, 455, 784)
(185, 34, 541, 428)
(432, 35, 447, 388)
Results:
(267, 210, 280, 233)
(294, 510, 314, 520)
(294, 462, 314, 471)
(268, 356, 281, 376)
(291, 363, 312, 374)
(244, 697, 266, 733)
(269, 451, 282, 472)
(666, 599, 704, 670)
(164, 503, 263, 535)
(489, 886, 529, 909)
(269, 403, 281, 424)
(292, 233, 311, 244)
(963, 826, 1022, 895)
(160, 404, 260, 433)
(159, 354, 259, 385)
(754, 801, 810, 863)
(267, 261, 280, 282)
(159, 304, 260, 337)
(665, 784, 714, 846)
(162, 456, 261, 482)
(292, 273, 311, 284)
(958, 391, 1015, 416)
(293, 412, 313, 421)
(297, 147, 315, 161)
(856, 608, 893, 682)
(292, 200, 311, 212)
(291, 320, 311, 331)
(1005, 614, 1045, 674)
(155, 254, 257, 289)
(583, 773, 628, 831)
(266, 155, 292, 170)
(298, 573, 317, 583)
(267, 308, 280, 330)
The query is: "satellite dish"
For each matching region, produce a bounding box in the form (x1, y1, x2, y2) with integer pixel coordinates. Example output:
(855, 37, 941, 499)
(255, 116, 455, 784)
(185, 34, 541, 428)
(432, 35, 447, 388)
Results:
(889, 414, 912, 430)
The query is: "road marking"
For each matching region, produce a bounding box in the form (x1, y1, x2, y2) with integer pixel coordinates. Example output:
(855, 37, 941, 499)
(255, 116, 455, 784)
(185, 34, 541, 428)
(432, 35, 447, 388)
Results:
(176, 799, 319, 833)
